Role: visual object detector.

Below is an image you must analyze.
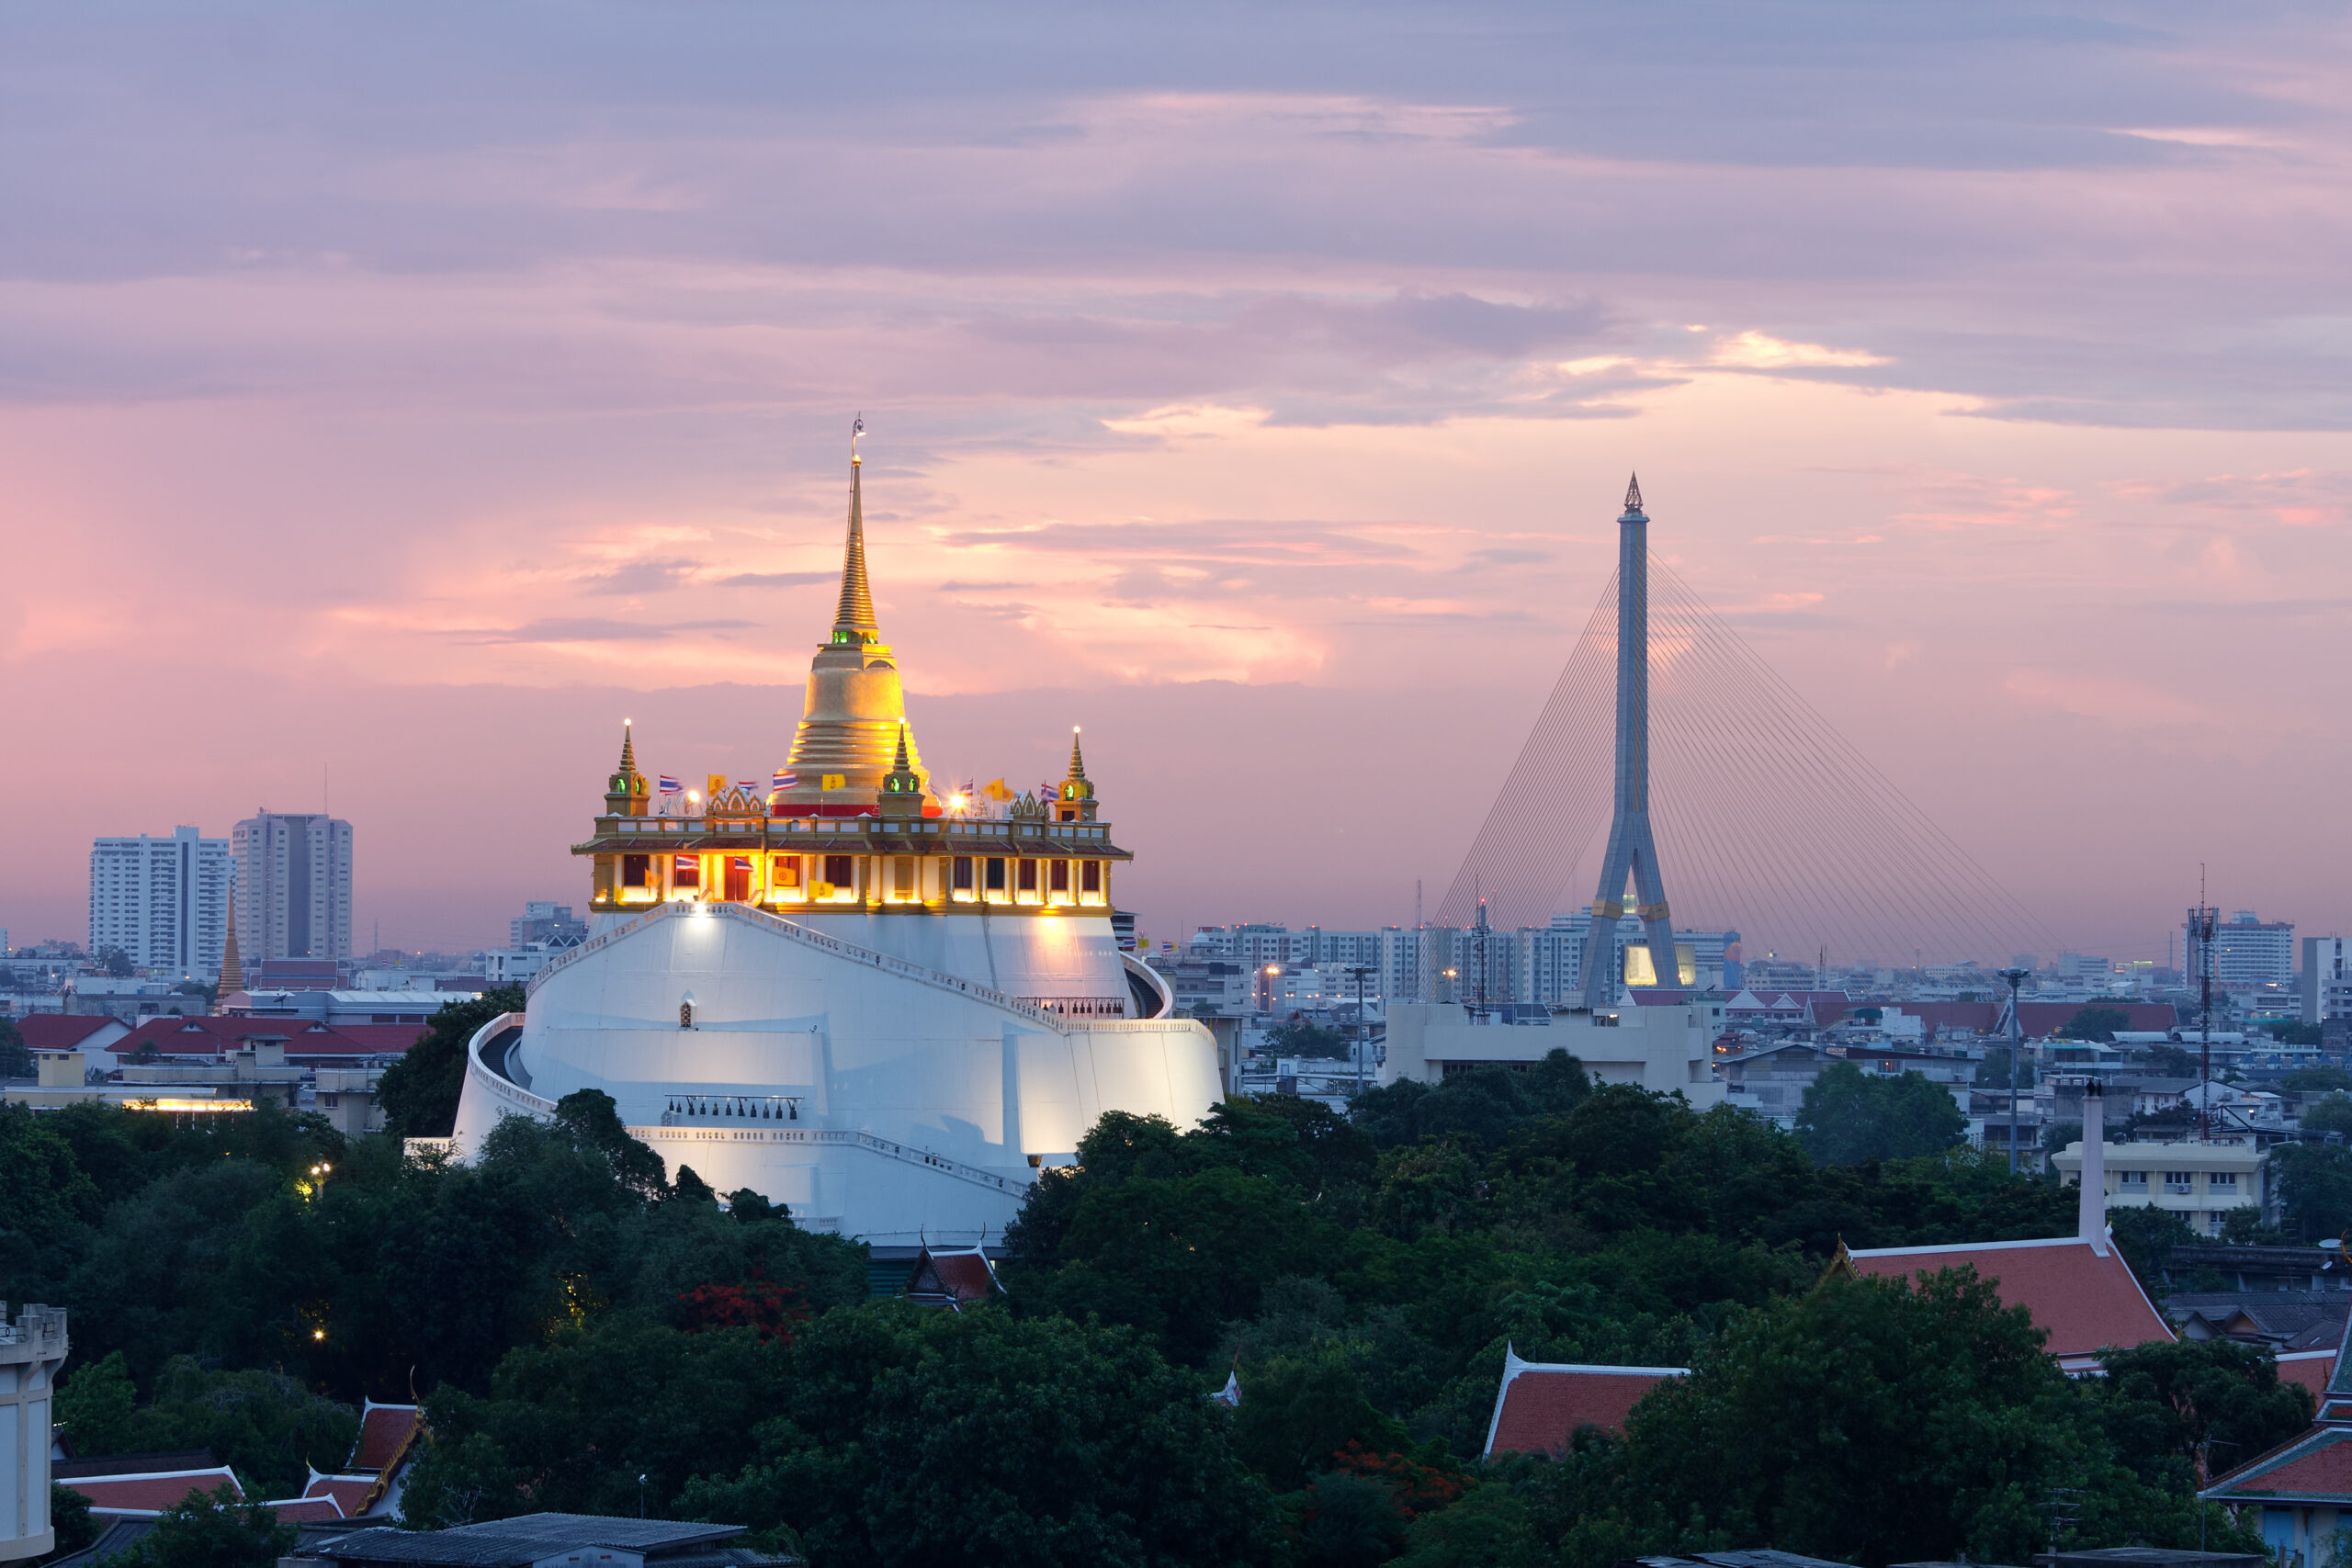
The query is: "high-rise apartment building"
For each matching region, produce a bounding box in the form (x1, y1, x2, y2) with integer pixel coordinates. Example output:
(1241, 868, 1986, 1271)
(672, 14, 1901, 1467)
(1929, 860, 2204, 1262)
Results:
(232, 812, 355, 965)
(2307, 937, 2352, 1026)
(86, 827, 233, 975)
(2187, 909, 2295, 989)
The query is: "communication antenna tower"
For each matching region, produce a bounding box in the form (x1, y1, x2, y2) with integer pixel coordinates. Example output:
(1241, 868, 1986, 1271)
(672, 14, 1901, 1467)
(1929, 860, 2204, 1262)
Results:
(2189, 865, 2219, 1144)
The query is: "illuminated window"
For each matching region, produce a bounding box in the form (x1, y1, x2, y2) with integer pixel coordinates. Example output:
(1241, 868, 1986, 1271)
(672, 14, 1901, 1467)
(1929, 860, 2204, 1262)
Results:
(672, 855, 700, 890)
(986, 857, 1006, 892)
(1080, 861, 1101, 894)
(824, 854, 854, 888)
(622, 854, 650, 888)
(772, 856, 801, 889)
(953, 856, 974, 890)
(1049, 860, 1069, 893)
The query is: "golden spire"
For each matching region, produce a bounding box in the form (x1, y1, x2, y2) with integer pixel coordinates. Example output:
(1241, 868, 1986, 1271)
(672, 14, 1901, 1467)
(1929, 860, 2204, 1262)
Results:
(831, 416, 878, 646)
(893, 723, 913, 773)
(617, 719, 638, 779)
(216, 893, 243, 1011)
(1068, 725, 1088, 783)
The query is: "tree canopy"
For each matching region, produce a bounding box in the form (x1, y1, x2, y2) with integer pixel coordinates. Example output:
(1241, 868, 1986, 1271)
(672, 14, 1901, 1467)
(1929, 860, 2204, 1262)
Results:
(9, 1041, 2276, 1568)
(1792, 1064, 1967, 1166)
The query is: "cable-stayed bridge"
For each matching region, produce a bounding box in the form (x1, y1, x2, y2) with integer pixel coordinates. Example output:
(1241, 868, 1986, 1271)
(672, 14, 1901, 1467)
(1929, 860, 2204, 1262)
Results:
(1435, 507, 2057, 976)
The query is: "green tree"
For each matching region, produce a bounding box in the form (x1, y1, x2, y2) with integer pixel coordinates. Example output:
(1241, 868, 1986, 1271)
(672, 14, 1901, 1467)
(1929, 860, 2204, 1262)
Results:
(0, 1015, 31, 1078)
(54, 1350, 138, 1458)
(2284, 1066, 2352, 1094)
(2303, 1093, 2352, 1138)
(2143, 1043, 2199, 1077)
(2272, 1143, 2352, 1242)
(676, 1304, 1278, 1568)
(2088, 1339, 2314, 1491)
(1350, 1051, 1589, 1152)
(374, 987, 526, 1138)
(1615, 1269, 2231, 1565)
(113, 1485, 294, 1568)
(2267, 1021, 2325, 1046)
(2107, 1204, 2198, 1288)
(1793, 1065, 1966, 1166)
(1267, 1019, 1351, 1059)
(1974, 1044, 2033, 1089)
(2060, 1006, 2132, 1042)
(97, 946, 135, 977)
(133, 1359, 359, 1501)
(49, 1482, 98, 1560)
(1227, 1345, 1408, 1492)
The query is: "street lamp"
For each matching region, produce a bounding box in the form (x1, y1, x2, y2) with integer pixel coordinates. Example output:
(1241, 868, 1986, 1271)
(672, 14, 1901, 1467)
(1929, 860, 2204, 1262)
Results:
(1997, 966, 2030, 1174)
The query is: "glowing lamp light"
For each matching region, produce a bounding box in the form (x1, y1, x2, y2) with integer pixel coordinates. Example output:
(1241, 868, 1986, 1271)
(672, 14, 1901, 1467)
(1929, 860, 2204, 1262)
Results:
(311, 1328, 326, 1341)
(687, 790, 701, 804)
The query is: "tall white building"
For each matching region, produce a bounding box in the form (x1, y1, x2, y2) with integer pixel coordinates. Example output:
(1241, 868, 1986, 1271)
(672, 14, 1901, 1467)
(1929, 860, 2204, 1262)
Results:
(2307, 937, 2352, 1025)
(2188, 909, 2295, 989)
(86, 827, 233, 976)
(232, 813, 355, 965)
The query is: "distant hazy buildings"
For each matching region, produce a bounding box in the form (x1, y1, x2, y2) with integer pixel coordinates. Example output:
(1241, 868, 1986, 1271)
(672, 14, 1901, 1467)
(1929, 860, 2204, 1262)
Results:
(510, 901, 587, 949)
(2187, 909, 2294, 989)
(233, 812, 354, 965)
(86, 827, 233, 976)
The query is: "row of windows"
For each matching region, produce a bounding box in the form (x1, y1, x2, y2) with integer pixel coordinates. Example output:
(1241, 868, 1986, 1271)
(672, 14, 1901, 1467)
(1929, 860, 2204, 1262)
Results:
(2117, 1169, 2240, 1194)
(616, 852, 1106, 904)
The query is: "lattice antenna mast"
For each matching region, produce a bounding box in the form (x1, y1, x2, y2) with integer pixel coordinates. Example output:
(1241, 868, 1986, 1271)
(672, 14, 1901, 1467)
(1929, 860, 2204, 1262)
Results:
(2192, 864, 2218, 1144)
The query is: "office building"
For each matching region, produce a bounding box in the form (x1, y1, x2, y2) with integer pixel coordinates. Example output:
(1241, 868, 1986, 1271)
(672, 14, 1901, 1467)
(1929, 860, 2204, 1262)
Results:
(232, 813, 355, 965)
(86, 827, 233, 976)
(2187, 909, 2294, 990)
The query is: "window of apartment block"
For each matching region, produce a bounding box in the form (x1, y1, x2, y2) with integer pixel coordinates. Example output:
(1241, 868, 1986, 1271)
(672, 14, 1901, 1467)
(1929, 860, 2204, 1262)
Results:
(2165, 1171, 2193, 1194)
(2210, 1172, 2238, 1193)
(2120, 1170, 2147, 1190)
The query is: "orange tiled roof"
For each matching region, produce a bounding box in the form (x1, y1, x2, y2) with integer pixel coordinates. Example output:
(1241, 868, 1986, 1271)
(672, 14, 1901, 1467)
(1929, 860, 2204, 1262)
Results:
(1841, 1235, 2171, 1368)
(1483, 1348, 1686, 1456)
(62, 1465, 243, 1516)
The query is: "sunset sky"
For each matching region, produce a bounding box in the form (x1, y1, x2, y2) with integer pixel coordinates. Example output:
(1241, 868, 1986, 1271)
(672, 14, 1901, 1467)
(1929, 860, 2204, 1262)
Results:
(3, 4, 2347, 963)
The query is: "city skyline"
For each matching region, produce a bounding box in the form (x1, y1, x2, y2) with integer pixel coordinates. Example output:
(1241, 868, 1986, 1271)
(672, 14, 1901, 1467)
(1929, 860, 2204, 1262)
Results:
(3, 5, 2348, 955)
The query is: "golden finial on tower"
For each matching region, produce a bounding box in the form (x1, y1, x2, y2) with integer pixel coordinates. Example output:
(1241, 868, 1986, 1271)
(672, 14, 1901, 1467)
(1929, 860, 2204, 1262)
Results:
(831, 418, 879, 646)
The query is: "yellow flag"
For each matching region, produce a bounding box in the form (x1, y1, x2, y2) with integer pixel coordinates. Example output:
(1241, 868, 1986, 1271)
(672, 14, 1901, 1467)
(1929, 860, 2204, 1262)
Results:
(821, 773, 847, 791)
(982, 778, 1012, 802)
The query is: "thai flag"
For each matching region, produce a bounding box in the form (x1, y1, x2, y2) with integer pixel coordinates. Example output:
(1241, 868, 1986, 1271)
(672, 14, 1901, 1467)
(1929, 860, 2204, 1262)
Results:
(773, 771, 797, 792)
(658, 775, 682, 795)
(736, 781, 758, 795)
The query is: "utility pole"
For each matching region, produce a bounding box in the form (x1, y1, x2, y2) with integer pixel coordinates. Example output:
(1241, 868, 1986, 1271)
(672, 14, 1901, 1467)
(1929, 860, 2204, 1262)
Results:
(1347, 964, 1374, 1096)
(1999, 965, 2030, 1173)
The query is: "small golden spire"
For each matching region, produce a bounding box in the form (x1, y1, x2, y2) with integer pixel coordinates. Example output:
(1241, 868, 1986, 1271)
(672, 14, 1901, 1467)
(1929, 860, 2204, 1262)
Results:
(893, 723, 913, 773)
(1068, 725, 1088, 782)
(216, 894, 243, 1011)
(617, 718, 638, 779)
(831, 421, 879, 646)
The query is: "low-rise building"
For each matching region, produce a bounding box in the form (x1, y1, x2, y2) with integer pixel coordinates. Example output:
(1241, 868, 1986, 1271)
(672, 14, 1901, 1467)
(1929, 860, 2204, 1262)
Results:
(1382, 1000, 1723, 1106)
(2053, 1137, 2272, 1235)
